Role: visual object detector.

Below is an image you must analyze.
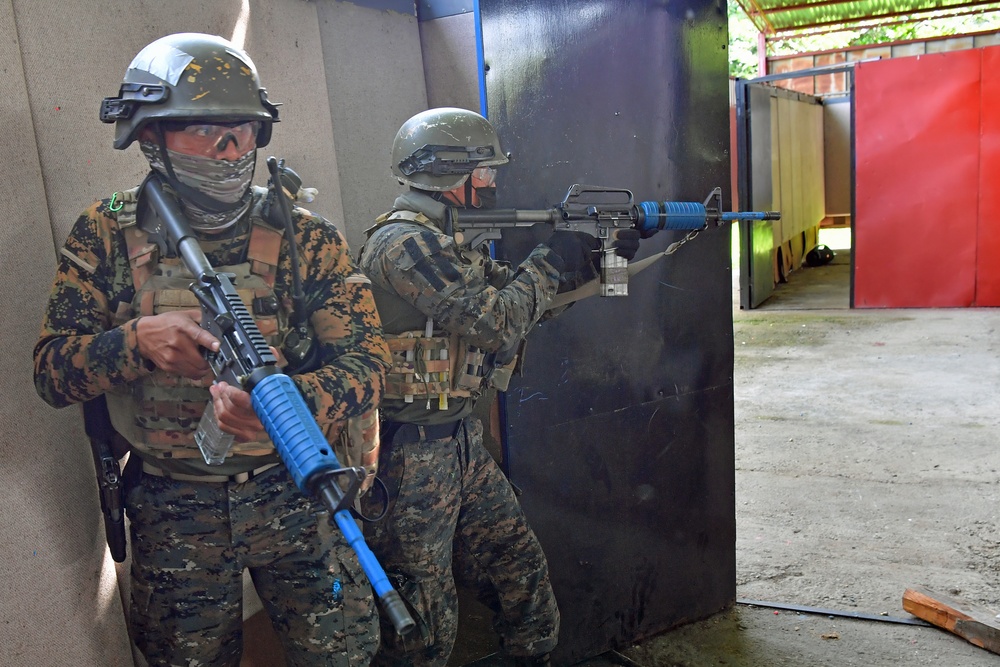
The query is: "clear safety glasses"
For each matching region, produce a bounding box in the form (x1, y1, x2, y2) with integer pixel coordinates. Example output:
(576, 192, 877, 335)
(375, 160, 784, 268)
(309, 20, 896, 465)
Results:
(161, 120, 261, 156)
(470, 166, 497, 189)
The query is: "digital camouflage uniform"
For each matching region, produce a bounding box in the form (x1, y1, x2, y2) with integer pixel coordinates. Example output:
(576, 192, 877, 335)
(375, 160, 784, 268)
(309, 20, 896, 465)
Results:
(358, 190, 563, 666)
(34, 185, 391, 667)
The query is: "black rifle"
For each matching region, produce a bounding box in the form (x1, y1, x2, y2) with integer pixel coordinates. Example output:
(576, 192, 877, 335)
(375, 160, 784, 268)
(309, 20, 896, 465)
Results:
(83, 395, 127, 562)
(445, 184, 780, 297)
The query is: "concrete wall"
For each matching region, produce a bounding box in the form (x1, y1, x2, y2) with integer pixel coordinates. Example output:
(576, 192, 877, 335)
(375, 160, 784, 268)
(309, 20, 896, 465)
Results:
(3, 1, 425, 664)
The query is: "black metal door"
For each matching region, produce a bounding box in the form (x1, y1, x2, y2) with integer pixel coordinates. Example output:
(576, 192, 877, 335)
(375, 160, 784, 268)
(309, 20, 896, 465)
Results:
(480, 1, 736, 663)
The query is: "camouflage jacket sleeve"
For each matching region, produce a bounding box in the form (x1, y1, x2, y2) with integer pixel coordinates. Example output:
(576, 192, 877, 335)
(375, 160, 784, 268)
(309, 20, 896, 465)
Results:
(362, 221, 563, 352)
(283, 209, 391, 428)
(33, 200, 151, 408)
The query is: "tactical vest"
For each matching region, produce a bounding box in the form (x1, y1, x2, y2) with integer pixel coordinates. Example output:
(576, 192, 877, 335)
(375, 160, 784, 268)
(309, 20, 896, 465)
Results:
(102, 184, 379, 477)
(365, 209, 518, 411)
(105, 185, 285, 460)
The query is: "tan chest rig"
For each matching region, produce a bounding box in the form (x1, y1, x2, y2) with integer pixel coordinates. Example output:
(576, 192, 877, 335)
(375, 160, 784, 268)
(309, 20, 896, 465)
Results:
(105, 186, 381, 479)
(368, 209, 519, 410)
(106, 186, 287, 460)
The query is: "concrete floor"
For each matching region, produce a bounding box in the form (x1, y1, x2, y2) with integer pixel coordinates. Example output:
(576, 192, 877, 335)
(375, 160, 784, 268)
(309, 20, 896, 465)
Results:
(754, 244, 852, 311)
(612, 243, 1000, 666)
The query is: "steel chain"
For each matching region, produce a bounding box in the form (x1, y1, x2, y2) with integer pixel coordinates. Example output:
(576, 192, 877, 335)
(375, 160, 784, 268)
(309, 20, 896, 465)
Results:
(663, 228, 701, 256)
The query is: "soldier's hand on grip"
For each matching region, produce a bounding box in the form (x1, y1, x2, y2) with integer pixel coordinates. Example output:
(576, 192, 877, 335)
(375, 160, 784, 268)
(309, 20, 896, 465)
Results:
(209, 381, 267, 442)
(610, 228, 641, 260)
(135, 309, 220, 380)
(544, 231, 600, 273)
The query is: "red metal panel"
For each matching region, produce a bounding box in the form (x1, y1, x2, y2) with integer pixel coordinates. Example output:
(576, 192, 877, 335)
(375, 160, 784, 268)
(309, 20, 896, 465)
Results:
(854, 51, 980, 307)
(977, 46, 1000, 306)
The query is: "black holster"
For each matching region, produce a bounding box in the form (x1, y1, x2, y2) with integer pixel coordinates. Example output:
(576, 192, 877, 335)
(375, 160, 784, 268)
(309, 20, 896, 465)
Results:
(83, 396, 127, 562)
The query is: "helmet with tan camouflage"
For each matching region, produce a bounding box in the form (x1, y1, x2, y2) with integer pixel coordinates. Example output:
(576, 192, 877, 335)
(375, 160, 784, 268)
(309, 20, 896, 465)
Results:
(391, 107, 509, 191)
(100, 33, 280, 150)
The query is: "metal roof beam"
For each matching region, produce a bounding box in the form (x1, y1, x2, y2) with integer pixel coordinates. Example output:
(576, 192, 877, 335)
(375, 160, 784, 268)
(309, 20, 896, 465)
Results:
(763, 0, 995, 16)
(734, 0, 780, 34)
(768, 3, 1000, 33)
(767, 5, 1000, 40)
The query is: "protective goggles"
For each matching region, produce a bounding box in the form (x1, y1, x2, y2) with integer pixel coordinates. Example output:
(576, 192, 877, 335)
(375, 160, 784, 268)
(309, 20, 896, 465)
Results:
(160, 120, 261, 156)
(469, 166, 497, 188)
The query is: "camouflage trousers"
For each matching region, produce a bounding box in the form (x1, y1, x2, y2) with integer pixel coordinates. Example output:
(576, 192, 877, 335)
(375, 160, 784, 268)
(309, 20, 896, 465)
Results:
(364, 416, 559, 666)
(125, 462, 378, 667)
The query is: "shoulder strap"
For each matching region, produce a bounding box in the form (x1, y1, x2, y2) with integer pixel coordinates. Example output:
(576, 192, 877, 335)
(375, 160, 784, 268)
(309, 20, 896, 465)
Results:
(364, 209, 435, 240)
(116, 186, 159, 292)
(112, 186, 142, 229)
(247, 218, 283, 287)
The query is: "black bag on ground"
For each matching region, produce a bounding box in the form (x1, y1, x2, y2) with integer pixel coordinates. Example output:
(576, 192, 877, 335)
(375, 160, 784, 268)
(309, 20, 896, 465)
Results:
(805, 244, 835, 267)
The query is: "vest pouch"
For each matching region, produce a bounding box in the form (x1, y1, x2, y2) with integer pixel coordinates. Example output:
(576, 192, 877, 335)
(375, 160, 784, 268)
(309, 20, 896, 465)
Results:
(484, 338, 525, 392)
(383, 333, 457, 403)
(485, 355, 517, 392)
(333, 408, 380, 493)
(108, 256, 280, 459)
(453, 341, 488, 394)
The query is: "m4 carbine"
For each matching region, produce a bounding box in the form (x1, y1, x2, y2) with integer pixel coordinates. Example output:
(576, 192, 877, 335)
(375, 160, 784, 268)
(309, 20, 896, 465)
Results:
(446, 184, 780, 297)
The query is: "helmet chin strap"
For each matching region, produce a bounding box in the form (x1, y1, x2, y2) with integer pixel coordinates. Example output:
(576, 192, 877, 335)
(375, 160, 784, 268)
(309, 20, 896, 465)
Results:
(431, 177, 475, 208)
(154, 125, 247, 215)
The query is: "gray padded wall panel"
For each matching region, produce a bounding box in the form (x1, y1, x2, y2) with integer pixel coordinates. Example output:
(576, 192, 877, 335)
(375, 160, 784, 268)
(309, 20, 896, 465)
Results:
(419, 12, 481, 111)
(1, 0, 132, 663)
(19, 0, 246, 247)
(824, 100, 851, 216)
(316, 0, 429, 249)
(242, 0, 347, 236)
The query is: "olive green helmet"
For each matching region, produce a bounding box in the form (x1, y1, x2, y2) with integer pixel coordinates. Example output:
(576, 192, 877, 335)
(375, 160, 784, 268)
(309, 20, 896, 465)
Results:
(100, 33, 280, 150)
(391, 107, 509, 191)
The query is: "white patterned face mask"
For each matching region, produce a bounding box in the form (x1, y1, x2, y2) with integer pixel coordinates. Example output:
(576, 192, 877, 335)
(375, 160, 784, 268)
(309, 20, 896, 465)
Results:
(141, 140, 256, 231)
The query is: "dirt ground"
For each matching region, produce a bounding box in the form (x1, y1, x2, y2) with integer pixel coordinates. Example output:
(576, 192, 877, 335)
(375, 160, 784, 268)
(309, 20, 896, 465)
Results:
(611, 246, 1000, 666)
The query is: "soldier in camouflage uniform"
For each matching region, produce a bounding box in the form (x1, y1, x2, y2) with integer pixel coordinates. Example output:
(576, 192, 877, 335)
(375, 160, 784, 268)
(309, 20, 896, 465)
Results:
(33, 33, 390, 667)
(358, 108, 639, 667)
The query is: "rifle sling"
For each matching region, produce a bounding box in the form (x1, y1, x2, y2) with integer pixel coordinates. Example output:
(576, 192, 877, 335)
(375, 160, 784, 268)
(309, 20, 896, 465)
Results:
(548, 250, 666, 310)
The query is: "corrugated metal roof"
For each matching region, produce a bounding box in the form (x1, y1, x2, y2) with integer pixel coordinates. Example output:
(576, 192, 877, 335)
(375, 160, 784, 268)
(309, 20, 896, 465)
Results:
(735, 0, 1000, 37)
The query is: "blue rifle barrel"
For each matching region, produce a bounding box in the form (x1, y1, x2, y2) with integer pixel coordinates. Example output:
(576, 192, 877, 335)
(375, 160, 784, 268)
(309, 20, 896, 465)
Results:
(251, 373, 415, 636)
(637, 201, 781, 233)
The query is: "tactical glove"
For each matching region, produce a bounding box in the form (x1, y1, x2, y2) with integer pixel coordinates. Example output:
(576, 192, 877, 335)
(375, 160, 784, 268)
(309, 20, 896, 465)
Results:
(610, 228, 641, 260)
(544, 231, 600, 273)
